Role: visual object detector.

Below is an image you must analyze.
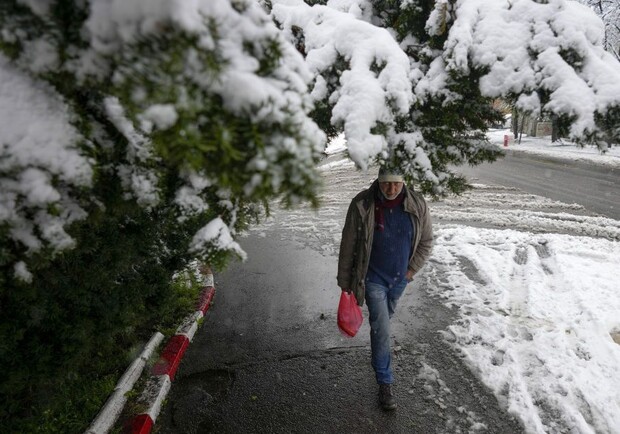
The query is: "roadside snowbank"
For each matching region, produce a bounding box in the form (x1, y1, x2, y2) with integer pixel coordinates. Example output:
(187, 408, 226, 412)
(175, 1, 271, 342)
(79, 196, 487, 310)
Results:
(489, 129, 620, 168)
(431, 225, 620, 434)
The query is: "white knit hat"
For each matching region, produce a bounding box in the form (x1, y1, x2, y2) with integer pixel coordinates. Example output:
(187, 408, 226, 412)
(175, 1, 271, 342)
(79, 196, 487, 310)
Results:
(378, 167, 404, 183)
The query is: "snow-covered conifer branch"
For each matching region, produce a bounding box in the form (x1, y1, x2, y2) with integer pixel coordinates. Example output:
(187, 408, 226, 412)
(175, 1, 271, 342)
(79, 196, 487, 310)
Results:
(0, 0, 325, 274)
(268, 0, 620, 195)
(442, 0, 620, 141)
(0, 56, 92, 267)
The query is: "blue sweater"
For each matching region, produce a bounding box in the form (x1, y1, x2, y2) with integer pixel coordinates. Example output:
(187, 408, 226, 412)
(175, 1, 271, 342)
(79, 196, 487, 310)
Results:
(366, 201, 414, 288)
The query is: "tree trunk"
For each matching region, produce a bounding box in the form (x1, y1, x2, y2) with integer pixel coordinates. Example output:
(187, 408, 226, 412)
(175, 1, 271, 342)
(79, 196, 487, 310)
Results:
(551, 115, 560, 142)
(512, 107, 519, 137)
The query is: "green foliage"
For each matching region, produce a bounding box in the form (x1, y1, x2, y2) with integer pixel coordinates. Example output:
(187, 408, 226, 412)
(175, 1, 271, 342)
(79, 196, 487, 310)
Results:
(377, 0, 504, 194)
(107, 29, 320, 208)
(591, 105, 620, 145)
(381, 0, 448, 49)
(277, 0, 506, 195)
(0, 211, 206, 432)
(0, 0, 321, 432)
(308, 54, 350, 141)
(310, 99, 341, 141)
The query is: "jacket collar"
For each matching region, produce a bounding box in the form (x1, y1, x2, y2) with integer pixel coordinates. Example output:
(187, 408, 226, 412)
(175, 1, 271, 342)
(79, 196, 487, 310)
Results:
(358, 179, 419, 218)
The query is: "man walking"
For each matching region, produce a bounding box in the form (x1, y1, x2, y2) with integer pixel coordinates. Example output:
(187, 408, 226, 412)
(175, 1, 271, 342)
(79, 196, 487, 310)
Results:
(337, 167, 433, 410)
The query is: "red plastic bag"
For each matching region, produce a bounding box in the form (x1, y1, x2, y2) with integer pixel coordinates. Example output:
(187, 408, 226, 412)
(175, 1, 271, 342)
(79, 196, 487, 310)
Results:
(337, 291, 363, 337)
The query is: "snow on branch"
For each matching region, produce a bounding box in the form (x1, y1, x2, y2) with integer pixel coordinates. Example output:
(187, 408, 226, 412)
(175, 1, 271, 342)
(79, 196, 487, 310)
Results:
(443, 0, 620, 139)
(270, 0, 620, 193)
(1, 0, 327, 269)
(84, 0, 325, 205)
(189, 217, 247, 262)
(0, 55, 92, 273)
(271, 0, 415, 169)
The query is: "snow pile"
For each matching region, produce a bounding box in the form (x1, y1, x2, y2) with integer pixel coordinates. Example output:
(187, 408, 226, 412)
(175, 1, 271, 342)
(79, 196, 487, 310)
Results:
(0, 55, 92, 279)
(431, 226, 620, 433)
(437, 208, 620, 240)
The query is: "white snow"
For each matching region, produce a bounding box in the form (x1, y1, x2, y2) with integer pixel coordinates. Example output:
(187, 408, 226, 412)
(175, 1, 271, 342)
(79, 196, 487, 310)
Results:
(324, 133, 348, 155)
(269, 0, 620, 194)
(489, 129, 620, 168)
(0, 54, 92, 263)
(429, 134, 620, 433)
(190, 217, 247, 261)
(174, 170, 213, 221)
(16, 0, 54, 18)
(13, 261, 33, 283)
(431, 227, 620, 434)
(442, 0, 620, 139)
(20, 37, 59, 73)
(140, 104, 179, 131)
(103, 96, 154, 163)
(271, 0, 415, 169)
(103, 97, 161, 208)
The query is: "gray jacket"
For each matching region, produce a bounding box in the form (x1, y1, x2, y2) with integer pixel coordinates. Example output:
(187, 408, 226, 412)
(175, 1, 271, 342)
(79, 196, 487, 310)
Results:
(337, 180, 433, 306)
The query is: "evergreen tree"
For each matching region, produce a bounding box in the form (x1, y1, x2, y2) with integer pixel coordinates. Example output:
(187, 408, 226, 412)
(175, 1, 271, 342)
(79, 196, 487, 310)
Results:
(0, 0, 323, 430)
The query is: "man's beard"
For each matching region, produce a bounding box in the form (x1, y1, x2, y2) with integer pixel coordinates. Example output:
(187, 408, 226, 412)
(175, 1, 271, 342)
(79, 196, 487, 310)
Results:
(381, 190, 401, 200)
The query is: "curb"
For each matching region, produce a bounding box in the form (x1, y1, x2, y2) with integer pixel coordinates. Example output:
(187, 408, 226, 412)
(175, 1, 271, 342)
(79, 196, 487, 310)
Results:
(85, 273, 216, 434)
(86, 333, 164, 434)
(127, 280, 216, 434)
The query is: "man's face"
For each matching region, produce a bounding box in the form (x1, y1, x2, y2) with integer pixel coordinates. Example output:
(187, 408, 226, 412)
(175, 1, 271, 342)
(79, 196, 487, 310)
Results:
(379, 181, 404, 200)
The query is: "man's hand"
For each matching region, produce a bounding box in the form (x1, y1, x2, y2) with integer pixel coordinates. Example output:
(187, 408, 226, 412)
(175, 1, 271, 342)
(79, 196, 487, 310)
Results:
(406, 270, 414, 282)
(341, 287, 352, 294)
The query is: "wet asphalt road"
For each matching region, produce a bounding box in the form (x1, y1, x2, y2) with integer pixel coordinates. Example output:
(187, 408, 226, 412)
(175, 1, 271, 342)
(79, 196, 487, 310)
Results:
(457, 150, 620, 220)
(156, 153, 526, 433)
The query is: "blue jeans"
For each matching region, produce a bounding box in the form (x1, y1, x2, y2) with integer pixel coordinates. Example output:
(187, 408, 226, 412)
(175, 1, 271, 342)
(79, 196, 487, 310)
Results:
(365, 279, 408, 385)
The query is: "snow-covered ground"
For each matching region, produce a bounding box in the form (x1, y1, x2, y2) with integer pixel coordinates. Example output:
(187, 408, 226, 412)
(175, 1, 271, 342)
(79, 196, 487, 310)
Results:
(487, 129, 620, 168)
(430, 135, 620, 433)
(256, 136, 620, 434)
(429, 226, 620, 434)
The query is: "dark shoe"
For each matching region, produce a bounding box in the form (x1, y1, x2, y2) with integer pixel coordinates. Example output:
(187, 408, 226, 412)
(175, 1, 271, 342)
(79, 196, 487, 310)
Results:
(379, 384, 397, 411)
